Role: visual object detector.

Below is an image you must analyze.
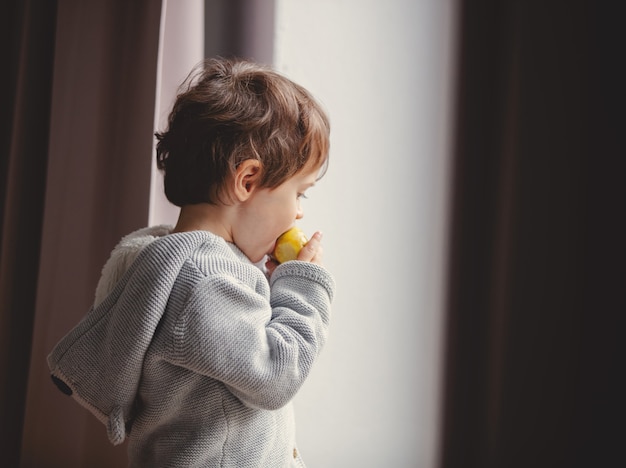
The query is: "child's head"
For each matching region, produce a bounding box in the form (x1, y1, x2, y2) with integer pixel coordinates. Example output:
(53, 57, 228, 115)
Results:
(156, 57, 330, 207)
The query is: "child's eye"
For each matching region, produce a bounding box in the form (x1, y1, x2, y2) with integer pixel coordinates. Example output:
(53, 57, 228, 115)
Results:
(297, 193, 308, 200)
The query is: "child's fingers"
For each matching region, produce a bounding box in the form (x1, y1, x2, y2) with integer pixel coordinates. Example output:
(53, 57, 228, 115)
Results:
(297, 231, 323, 264)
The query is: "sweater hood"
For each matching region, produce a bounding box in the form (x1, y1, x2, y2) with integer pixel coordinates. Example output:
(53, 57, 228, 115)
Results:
(47, 226, 218, 445)
(93, 225, 173, 306)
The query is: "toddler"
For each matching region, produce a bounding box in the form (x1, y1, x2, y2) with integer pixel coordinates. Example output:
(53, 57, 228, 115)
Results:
(48, 57, 335, 467)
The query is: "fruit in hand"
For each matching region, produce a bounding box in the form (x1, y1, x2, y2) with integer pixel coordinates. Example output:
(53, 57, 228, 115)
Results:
(273, 227, 308, 264)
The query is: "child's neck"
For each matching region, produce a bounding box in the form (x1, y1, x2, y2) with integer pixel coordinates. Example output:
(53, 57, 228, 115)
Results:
(172, 203, 233, 242)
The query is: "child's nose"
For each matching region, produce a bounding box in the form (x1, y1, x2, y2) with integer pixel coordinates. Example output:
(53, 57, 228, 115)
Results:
(296, 206, 304, 220)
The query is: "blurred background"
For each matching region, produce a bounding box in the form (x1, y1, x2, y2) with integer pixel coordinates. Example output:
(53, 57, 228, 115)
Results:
(1, 1, 623, 467)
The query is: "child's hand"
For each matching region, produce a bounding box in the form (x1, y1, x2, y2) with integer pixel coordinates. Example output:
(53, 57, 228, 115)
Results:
(297, 231, 324, 266)
(265, 231, 324, 277)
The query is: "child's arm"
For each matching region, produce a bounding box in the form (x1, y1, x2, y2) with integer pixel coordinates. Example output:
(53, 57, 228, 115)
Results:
(170, 262, 335, 410)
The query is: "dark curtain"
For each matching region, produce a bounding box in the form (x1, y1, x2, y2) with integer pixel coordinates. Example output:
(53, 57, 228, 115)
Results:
(440, 2, 624, 468)
(0, 1, 57, 466)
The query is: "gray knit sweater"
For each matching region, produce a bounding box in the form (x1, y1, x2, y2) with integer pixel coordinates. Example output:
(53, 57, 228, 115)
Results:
(47, 226, 335, 467)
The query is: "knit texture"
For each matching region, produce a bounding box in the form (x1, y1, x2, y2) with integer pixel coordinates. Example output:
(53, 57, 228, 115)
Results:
(47, 227, 334, 467)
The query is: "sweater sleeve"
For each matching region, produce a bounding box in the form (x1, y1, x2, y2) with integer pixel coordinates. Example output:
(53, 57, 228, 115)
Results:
(171, 261, 335, 410)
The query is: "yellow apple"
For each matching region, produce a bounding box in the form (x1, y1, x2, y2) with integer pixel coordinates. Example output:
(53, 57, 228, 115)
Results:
(273, 227, 308, 263)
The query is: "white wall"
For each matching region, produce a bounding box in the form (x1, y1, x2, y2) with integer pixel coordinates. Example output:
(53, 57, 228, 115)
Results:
(274, 1, 458, 466)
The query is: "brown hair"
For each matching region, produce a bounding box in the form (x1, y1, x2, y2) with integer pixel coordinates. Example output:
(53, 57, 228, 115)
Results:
(155, 57, 330, 206)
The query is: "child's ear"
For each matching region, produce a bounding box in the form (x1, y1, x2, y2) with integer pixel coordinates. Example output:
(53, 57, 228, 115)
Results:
(233, 159, 262, 202)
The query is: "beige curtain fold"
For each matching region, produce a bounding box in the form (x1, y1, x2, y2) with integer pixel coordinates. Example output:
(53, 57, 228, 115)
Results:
(18, 1, 162, 466)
